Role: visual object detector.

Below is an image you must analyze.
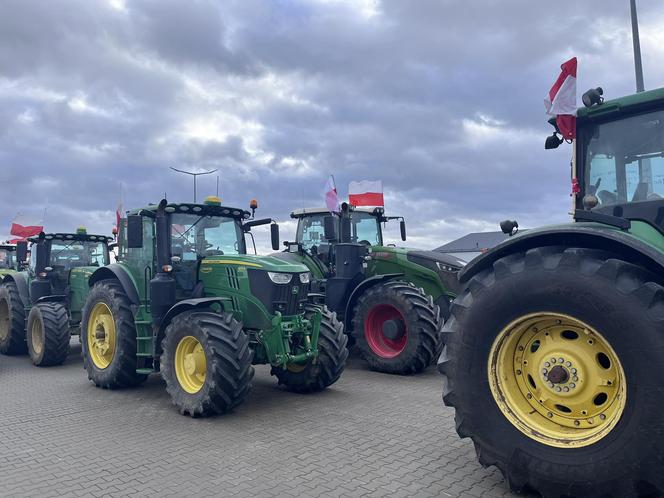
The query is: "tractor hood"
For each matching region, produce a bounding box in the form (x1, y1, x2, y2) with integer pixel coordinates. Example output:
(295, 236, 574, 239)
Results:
(372, 245, 466, 270)
(200, 254, 311, 274)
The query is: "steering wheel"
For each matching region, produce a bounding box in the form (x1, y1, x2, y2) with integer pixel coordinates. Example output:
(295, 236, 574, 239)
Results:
(205, 249, 224, 256)
(359, 240, 371, 245)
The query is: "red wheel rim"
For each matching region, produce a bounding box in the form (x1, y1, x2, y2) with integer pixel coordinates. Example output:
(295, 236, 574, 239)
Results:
(364, 304, 407, 358)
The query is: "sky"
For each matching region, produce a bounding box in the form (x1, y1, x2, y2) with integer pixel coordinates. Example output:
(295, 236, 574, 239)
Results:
(1, 0, 663, 252)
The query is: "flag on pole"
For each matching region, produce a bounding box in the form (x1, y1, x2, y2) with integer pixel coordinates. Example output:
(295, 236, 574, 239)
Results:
(324, 175, 340, 212)
(349, 180, 384, 207)
(116, 201, 123, 231)
(544, 57, 577, 140)
(10, 213, 43, 239)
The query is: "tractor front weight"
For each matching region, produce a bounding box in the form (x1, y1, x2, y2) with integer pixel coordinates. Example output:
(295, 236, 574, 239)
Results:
(261, 310, 322, 367)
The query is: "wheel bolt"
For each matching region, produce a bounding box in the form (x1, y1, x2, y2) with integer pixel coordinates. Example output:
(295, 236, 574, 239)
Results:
(516, 370, 522, 375)
(526, 393, 532, 399)
(518, 346, 524, 351)
(573, 376, 578, 382)
(544, 362, 551, 367)
(599, 414, 606, 420)
(570, 383, 576, 389)
(541, 368, 548, 375)
(555, 386, 562, 392)
(551, 358, 557, 363)
(558, 357, 564, 363)
(548, 381, 554, 388)
(547, 412, 553, 418)
(566, 361, 572, 367)
(563, 387, 569, 392)
(574, 420, 580, 426)
(571, 368, 577, 374)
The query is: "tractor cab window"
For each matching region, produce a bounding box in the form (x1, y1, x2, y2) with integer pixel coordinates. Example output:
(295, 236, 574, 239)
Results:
(170, 213, 244, 260)
(296, 214, 335, 252)
(585, 109, 664, 207)
(47, 240, 109, 270)
(0, 249, 15, 269)
(351, 212, 382, 246)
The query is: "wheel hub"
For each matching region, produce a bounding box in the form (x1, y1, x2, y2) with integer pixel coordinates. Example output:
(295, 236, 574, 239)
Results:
(488, 312, 626, 448)
(87, 302, 116, 369)
(382, 319, 405, 341)
(175, 336, 206, 394)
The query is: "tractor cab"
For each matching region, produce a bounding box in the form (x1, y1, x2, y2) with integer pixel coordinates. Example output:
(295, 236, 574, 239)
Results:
(27, 229, 111, 302)
(0, 245, 17, 273)
(548, 87, 664, 233)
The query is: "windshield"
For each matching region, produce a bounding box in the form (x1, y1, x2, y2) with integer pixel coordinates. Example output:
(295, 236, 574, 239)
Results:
(296, 214, 335, 252)
(351, 212, 382, 246)
(0, 249, 15, 269)
(584, 109, 664, 207)
(47, 240, 108, 270)
(171, 213, 244, 259)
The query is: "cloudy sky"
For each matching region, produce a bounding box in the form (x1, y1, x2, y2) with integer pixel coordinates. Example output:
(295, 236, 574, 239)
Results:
(1, 0, 663, 252)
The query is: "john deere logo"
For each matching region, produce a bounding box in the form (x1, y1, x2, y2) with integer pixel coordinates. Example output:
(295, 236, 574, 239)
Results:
(291, 286, 299, 295)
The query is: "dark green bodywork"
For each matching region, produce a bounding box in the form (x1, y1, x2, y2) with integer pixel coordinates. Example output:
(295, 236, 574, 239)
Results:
(88, 201, 321, 375)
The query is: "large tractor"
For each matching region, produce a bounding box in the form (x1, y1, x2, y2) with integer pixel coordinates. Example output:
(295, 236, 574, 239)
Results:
(0, 229, 111, 365)
(279, 203, 464, 374)
(80, 196, 347, 417)
(440, 86, 664, 497)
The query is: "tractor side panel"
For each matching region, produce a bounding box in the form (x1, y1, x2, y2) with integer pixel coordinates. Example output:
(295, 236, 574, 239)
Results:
(368, 250, 446, 301)
(68, 266, 97, 326)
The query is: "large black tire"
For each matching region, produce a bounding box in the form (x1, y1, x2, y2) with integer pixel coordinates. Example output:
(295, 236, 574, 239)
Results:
(272, 305, 348, 393)
(81, 279, 146, 388)
(351, 280, 440, 374)
(27, 302, 70, 366)
(161, 311, 254, 417)
(440, 247, 664, 498)
(0, 281, 27, 355)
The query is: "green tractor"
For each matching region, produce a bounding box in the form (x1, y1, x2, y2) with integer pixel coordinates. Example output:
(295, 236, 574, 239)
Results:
(278, 203, 463, 374)
(0, 243, 20, 279)
(80, 196, 347, 417)
(440, 86, 664, 496)
(0, 230, 111, 365)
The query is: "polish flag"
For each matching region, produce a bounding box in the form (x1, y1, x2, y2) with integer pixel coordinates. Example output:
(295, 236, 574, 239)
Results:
(544, 57, 577, 140)
(349, 180, 384, 207)
(10, 214, 43, 239)
(324, 175, 340, 212)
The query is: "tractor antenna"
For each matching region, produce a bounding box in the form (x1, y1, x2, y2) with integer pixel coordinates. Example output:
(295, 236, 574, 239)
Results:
(170, 166, 218, 203)
(630, 0, 645, 92)
(216, 175, 220, 197)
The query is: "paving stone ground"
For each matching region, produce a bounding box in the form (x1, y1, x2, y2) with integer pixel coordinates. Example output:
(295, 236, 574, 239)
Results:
(0, 342, 522, 498)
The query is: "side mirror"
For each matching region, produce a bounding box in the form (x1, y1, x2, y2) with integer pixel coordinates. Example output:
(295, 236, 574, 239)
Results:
(500, 219, 519, 236)
(127, 215, 143, 248)
(270, 223, 280, 251)
(323, 216, 336, 241)
(400, 220, 407, 241)
(16, 241, 28, 264)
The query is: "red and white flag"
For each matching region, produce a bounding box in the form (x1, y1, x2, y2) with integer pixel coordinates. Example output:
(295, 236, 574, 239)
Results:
(349, 180, 384, 207)
(10, 213, 43, 239)
(324, 175, 340, 213)
(544, 57, 577, 140)
(116, 201, 123, 231)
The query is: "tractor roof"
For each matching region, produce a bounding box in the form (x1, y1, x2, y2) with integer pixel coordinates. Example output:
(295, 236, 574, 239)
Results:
(577, 86, 664, 121)
(290, 206, 384, 218)
(0, 244, 16, 251)
(128, 201, 251, 220)
(28, 233, 113, 244)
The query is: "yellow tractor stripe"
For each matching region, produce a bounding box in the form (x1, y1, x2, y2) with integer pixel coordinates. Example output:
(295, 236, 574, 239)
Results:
(201, 259, 262, 268)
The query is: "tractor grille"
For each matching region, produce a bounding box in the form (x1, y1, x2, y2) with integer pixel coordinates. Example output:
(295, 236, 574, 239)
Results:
(406, 251, 464, 295)
(247, 269, 308, 316)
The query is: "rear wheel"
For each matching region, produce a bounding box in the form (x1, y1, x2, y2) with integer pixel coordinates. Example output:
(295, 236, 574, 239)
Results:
(161, 311, 254, 417)
(27, 302, 70, 366)
(81, 280, 146, 388)
(352, 280, 440, 374)
(272, 305, 348, 392)
(440, 247, 664, 497)
(0, 281, 27, 355)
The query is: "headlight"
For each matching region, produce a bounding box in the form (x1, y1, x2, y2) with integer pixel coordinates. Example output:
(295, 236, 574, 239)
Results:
(268, 272, 293, 284)
(299, 272, 311, 284)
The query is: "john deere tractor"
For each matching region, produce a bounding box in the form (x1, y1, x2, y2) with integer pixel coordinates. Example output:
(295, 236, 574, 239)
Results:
(278, 203, 464, 375)
(440, 86, 664, 497)
(80, 196, 347, 417)
(0, 243, 20, 279)
(0, 229, 112, 365)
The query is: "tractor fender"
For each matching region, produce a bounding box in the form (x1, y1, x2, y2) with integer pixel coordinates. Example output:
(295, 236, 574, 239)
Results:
(89, 264, 140, 306)
(344, 273, 403, 326)
(155, 297, 232, 356)
(35, 295, 67, 304)
(459, 224, 664, 284)
(2, 272, 29, 308)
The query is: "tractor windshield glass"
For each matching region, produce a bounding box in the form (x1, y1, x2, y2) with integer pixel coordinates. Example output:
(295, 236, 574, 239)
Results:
(351, 212, 382, 246)
(296, 214, 335, 252)
(585, 109, 664, 207)
(48, 240, 108, 269)
(0, 249, 15, 269)
(171, 213, 244, 259)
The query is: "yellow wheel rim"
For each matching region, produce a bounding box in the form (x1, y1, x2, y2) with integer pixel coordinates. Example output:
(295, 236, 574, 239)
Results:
(174, 336, 207, 394)
(286, 362, 308, 373)
(31, 316, 44, 356)
(488, 312, 626, 448)
(87, 302, 116, 369)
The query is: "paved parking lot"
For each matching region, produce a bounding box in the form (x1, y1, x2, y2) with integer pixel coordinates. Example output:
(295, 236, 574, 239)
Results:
(0, 342, 521, 498)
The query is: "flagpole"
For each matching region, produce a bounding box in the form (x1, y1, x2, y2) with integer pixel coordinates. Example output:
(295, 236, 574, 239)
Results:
(629, 0, 645, 92)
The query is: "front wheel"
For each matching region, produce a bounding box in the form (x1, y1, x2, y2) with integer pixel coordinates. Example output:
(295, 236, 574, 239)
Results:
(271, 305, 348, 393)
(352, 280, 441, 374)
(27, 302, 70, 366)
(161, 311, 254, 417)
(440, 247, 664, 497)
